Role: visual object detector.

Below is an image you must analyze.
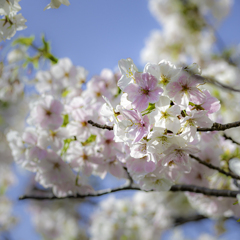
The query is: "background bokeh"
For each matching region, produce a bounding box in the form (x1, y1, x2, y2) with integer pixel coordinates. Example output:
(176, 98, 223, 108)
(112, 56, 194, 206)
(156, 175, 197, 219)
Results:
(4, 1, 240, 239)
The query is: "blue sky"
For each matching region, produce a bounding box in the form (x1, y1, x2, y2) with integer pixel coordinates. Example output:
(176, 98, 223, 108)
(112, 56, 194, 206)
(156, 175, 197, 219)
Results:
(16, 0, 240, 76)
(6, 0, 240, 239)
(18, 0, 160, 75)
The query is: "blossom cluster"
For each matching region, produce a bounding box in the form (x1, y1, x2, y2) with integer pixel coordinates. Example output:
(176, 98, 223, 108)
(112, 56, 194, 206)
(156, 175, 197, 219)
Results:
(139, 1, 240, 219)
(0, 58, 27, 233)
(0, 0, 26, 41)
(90, 191, 234, 240)
(6, 52, 240, 221)
(29, 200, 87, 240)
(7, 57, 126, 197)
(3, 0, 240, 238)
(101, 58, 221, 191)
(141, 0, 232, 64)
(0, 0, 70, 42)
(90, 191, 193, 240)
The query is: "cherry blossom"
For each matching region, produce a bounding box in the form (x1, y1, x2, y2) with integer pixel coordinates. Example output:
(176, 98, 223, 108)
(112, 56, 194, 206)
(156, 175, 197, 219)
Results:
(44, 0, 70, 11)
(27, 95, 63, 130)
(124, 72, 163, 112)
(166, 71, 206, 108)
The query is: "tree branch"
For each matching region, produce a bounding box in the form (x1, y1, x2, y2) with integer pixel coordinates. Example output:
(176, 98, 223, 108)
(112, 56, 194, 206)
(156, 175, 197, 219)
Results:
(88, 119, 240, 133)
(123, 167, 134, 186)
(174, 214, 207, 227)
(19, 184, 239, 200)
(195, 75, 240, 92)
(223, 133, 240, 146)
(87, 120, 113, 131)
(189, 154, 240, 180)
(197, 121, 240, 132)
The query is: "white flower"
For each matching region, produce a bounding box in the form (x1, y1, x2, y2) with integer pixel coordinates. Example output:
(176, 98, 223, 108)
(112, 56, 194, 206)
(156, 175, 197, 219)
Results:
(117, 58, 138, 91)
(0, 13, 27, 41)
(44, 0, 70, 10)
(150, 96, 181, 133)
(144, 60, 180, 88)
(229, 158, 240, 176)
(0, 0, 21, 16)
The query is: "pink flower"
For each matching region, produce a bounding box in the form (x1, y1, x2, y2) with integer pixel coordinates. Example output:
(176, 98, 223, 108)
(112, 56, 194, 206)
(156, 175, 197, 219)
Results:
(28, 95, 63, 130)
(162, 144, 199, 173)
(189, 90, 220, 114)
(98, 156, 126, 179)
(120, 109, 150, 143)
(35, 150, 74, 188)
(66, 142, 102, 176)
(96, 130, 122, 157)
(124, 72, 163, 111)
(166, 71, 205, 108)
(127, 156, 156, 174)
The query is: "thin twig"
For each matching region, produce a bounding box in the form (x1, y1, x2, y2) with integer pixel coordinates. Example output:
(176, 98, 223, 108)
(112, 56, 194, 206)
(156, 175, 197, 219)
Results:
(123, 167, 134, 186)
(197, 121, 240, 132)
(223, 133, 240, 146)
(189, 154, 240, 180)
(233, 179, 240, 190)
(195, 75, 240, 92)
(19, 184, 239, 200)
(205, 77, 240, 92)
(87, 120, 113, 131)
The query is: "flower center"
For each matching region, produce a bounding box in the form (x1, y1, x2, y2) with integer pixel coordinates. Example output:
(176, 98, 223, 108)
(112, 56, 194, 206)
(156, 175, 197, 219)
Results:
(81, 121, 88, 127)
(160, 74, 170, 86)
(45, 110, 52, 116)
(105, 139, 111, 144)
(181, 84, 189, 92)
(53, 162, 60, 170)
(141, 88, 150, 95)
(160, 111, 170, 119)
(82, 154, 88, 161)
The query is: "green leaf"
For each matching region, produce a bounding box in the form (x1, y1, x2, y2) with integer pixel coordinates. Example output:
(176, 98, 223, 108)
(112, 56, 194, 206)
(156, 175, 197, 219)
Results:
(237, 218, 240, 222)
(189, 102, 195, 106)
(44, 52, 58, 64)
(61, 137, 76, 156)
(61, 89, 70, 98)
(233, 200, 239, 205)
(146, 103, 155, 111)
(81, 134, 96, 146)
(61, 114, 69, 127)
(12, 36, 35, 46)
(0, 100, 9, 108)
(142, 103, 155, 116)
(48, 54, 58, 64)
(41, 35, 50, 52)
(0, 185, 6, 195)
(120, 236, 128, 240)
(32, 57, 39, 68)
(114, 87, 121, 98)
(0, 115, 4, 125)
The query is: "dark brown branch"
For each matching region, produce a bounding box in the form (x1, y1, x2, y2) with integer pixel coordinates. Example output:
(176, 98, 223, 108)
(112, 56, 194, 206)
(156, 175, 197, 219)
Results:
(195, 75, 240, 92)
(87, 120, 113, 131)
(190, 154, 240, 180)
(19, 184, 239, 200)
(174, 214, 206, 227)
(170, 184, 238, 197)
(88, 118, 240, 133)
(223, 133, 240, 146)
(197, 121, 240, 132)
(88, 117, 240, 133)
(204, 77, 240, 92)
